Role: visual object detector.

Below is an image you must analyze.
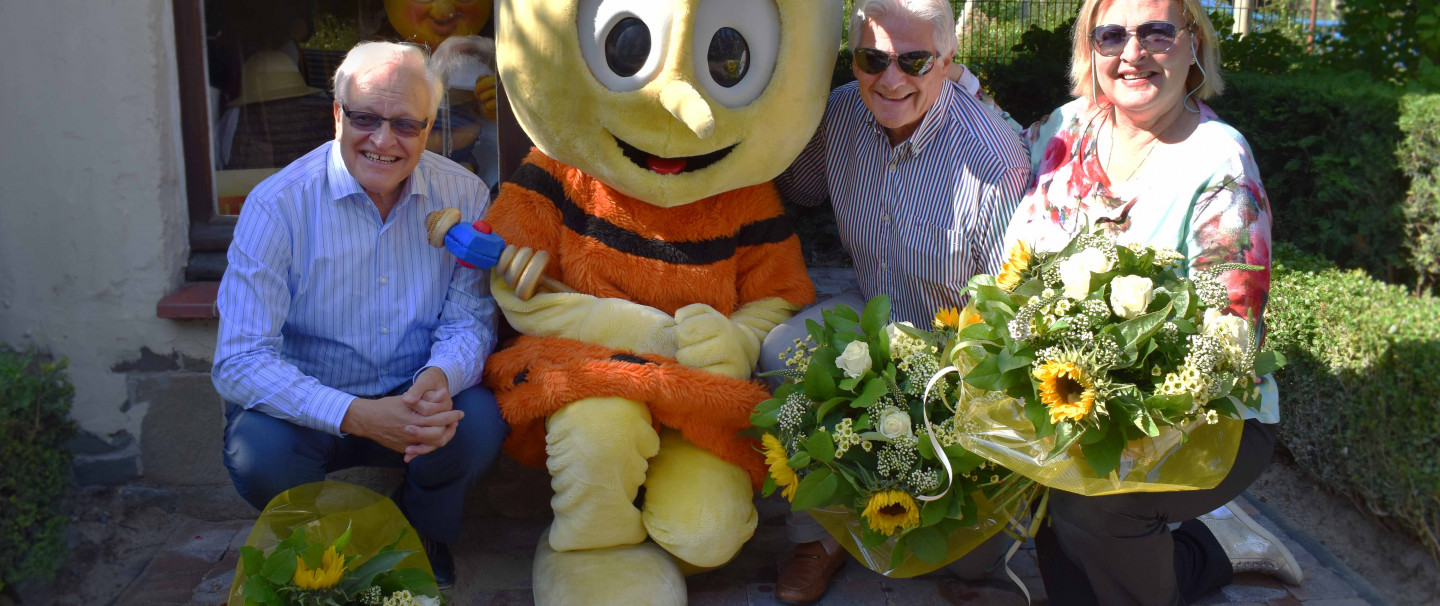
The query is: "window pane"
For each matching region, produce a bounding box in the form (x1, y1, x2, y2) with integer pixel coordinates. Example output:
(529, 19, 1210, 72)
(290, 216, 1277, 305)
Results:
(204, 0, 499, 215)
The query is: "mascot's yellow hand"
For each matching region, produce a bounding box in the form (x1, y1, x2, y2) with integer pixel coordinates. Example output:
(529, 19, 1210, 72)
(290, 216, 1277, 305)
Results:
(475, 75, 498, 122)
(674, 303, 752, 379)
(491, 274, 678, 357)
(674, 298, 800, 380)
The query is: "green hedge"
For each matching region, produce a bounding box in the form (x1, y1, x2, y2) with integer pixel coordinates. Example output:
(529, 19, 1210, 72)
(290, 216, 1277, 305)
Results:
(0, 348, 75, 591)
(1398, 93, 1440, 292)
(1209, 72, 1409, 281)
(1266, 242, 1440, 558)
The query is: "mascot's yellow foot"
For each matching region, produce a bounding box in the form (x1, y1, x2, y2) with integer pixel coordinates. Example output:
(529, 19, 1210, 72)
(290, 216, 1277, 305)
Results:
(546, 397, 660, 552)
(533, 527, 687, 606)
(643, 430, 758, 571)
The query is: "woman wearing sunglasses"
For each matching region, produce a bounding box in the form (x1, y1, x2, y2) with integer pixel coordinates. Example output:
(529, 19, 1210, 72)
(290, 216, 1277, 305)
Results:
(1001, 0, 1302, 604)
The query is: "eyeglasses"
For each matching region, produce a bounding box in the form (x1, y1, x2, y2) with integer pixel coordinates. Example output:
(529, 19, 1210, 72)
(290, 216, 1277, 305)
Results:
(1090, 21, 1187, 57)
(853, 47, 938, 77)
(341, 105, 429, 138)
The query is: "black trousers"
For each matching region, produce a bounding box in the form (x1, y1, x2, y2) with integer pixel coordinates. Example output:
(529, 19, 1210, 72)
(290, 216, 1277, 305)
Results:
(1036, 419, 1278, 606)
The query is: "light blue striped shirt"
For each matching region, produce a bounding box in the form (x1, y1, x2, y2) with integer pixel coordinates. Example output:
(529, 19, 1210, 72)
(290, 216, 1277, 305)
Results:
(213, 141, 496, 435)
(777, 80, 1031, 327)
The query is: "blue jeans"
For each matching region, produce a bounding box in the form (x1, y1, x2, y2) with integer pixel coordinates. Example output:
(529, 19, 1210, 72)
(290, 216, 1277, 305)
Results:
(223, 382, 508, 543)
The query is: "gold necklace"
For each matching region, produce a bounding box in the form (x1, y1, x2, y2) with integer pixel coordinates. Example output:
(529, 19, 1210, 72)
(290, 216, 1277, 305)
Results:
(1106, 114, 1162, 184)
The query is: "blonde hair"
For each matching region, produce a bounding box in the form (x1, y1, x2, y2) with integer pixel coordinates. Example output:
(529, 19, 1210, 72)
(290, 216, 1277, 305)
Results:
(332, 41, 445, 119)
(1068, 0, 1224, 103)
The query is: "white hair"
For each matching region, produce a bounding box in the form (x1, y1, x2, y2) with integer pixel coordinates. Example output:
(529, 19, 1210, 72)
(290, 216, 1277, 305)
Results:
(331, 41, 445, 119)
(849, 0, 958, 60)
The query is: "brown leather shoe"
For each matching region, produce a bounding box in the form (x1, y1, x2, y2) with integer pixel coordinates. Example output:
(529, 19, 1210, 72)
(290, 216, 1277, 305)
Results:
(775, 541, 847, 604)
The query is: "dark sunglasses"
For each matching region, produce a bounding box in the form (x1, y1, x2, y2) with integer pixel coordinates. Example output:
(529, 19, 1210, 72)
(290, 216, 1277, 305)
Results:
(1090, 21, 1187, 57)
(853, 47, 938, 77)
(341, 105, 429, 138)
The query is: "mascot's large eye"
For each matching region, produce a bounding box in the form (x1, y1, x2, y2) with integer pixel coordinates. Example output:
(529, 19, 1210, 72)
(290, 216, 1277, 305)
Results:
(578, 0, 673, 92)
(691, 0, 779, 108)
(605, 17, 650, 77)
(707, 28, 749, 88)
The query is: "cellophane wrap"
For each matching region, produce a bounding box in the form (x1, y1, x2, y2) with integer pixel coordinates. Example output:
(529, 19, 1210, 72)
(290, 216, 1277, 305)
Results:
(958, 390, 1243, 496)
(227, 481, 432, 605)
(808, 492, 1012, 578)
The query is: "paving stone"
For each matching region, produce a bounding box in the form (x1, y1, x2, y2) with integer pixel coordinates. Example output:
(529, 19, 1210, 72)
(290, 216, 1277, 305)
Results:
(1285, 561, 1360, 601)
(1294, 599, 1370, 605)
(1220, 581, 1291, 603)
(1263, 596, 1302, 606)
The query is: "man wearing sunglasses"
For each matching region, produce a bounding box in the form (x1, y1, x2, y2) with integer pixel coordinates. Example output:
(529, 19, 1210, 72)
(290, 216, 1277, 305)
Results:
(767, 0, 1029, 603)
(214, 41, 508, 590)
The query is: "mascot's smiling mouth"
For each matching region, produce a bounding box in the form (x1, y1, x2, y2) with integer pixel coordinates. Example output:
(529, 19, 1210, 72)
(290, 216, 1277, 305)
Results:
(613, 135, 736, 176)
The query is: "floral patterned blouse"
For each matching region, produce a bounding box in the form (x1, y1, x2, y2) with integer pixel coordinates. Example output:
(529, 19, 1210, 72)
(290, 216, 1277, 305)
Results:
(1003, 97, 1278, 423)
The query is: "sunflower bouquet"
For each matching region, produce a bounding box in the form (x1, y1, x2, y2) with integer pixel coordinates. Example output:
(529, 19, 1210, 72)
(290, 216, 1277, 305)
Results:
(228, 482, 442, 606)
(953, 229, 1285, 495)
(751, 296, 1037, 576)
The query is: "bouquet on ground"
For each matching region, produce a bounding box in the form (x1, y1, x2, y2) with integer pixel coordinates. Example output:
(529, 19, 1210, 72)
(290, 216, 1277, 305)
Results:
(229, 482, 442, 606)
(955, 229, 1284, 495)
(751, 296, 1037, 577)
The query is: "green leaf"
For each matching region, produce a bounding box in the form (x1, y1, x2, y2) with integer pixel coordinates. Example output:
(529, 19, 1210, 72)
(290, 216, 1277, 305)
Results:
(750, 406, 780, 428)
(1048, 421, 1083, 459)
(788, 450, 812, 468)
(761, 473, 777, 497)
(942, 444, 988, 475)
(816, 396, 849, 420)
(1253, 350, 1286, 375)
(976, 284, 1011, 305)
(331, 521, 353, 553)
(830, 304, 861, 324)
(300, 542, 326, 569)
(837, 376, 860, 391)
(907, 526, 949, 563)
(1145, 393, 1193, 412)
(241, 546, 265, 576)
(807, 431, 836, 463)
(790, 468, 839, 511)
(806, 319, 827, 346)
(804, 356, 837, 401)
(871, 326, 892, 370)
(1011, 277, 1046, 298)
(339, 550, 416, 595)
(959, 321, 995, 341)
(861, 295, 891, 337)
(850, 378, 887, 409)
(998, 345, 1034, 373)
(920, 492, 952, 526)
(1115, 303, 1173, 349)
(861, 522, 888, 548)
(1081, 423, 1126, 477)
(374, 567, 439, 596)
(261, 548, 297, 585)
(963, 355, 1005, 390)
(242, 576, 278, 603)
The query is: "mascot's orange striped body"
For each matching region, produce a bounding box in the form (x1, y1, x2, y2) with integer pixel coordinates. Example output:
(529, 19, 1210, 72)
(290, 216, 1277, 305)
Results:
(482, 150, 815, 484)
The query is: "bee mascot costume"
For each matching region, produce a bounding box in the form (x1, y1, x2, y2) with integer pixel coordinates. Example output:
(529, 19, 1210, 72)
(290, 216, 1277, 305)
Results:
(481, 0, 840, 602)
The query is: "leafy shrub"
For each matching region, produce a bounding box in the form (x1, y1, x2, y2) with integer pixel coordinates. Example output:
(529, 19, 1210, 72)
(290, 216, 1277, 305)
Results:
(1397, 93, 1440, 293)
(972, 19, 1076, 126)
(0, 348, 76, 591)
(1266, 242, 1440, 558)
(1208, 72, 1407, 280)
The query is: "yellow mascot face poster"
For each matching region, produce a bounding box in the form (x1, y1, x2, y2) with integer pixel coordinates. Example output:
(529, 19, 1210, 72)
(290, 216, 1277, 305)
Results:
(386, 0, 493, 48)
(498, 0, 842, 207)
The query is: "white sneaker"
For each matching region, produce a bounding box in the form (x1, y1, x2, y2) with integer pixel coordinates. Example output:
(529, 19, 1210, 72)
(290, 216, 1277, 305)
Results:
(1199, 502, 1304, 585)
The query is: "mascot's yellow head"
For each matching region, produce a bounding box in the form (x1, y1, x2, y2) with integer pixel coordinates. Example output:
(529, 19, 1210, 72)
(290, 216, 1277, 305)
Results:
(498, 0, 842, 207)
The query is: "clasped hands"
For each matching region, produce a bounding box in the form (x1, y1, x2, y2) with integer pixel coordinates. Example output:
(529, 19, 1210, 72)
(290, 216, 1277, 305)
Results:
(340, 366, 463, 462)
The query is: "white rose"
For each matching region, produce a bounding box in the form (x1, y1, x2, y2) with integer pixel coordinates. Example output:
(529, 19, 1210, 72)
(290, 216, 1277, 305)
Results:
(877, 406, 913, 439)
(1203, 308, 1251, 352)
(837, 340, 872, 379)
(885, 321, 915, 343)
(1108, 275, 1155, 319)
(1058, 248, 1113, 299)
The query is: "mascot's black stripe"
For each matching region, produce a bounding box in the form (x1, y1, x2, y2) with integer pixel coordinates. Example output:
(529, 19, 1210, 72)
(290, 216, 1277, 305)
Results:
(509, 163, 797, 266)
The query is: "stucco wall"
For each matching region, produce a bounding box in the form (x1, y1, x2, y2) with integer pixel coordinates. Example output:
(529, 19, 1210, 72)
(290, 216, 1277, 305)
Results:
(0, 0, 219, 479)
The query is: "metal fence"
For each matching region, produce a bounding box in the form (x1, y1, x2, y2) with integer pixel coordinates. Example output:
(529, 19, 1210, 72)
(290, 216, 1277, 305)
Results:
(950, 0, 1344, 66)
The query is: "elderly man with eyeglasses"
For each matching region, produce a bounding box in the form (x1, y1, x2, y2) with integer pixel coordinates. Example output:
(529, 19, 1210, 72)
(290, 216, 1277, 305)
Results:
(213, 40, 507, 590)
(765, 0, 1030, 602)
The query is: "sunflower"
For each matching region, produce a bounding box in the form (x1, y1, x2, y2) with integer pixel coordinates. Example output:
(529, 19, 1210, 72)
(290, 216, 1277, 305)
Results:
(934, 307, 961, 330)
(293, 545, 345, 590)
(761, 433, 799, 501)
(861, 490, 920, 536)
(957, 304, 984, 330)
(1034, 360, 1097, 424)
(996, 241, 1032, 292)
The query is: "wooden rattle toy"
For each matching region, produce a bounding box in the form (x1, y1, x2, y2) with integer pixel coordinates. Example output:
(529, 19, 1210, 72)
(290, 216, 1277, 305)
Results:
(425, 207, 572, 301)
